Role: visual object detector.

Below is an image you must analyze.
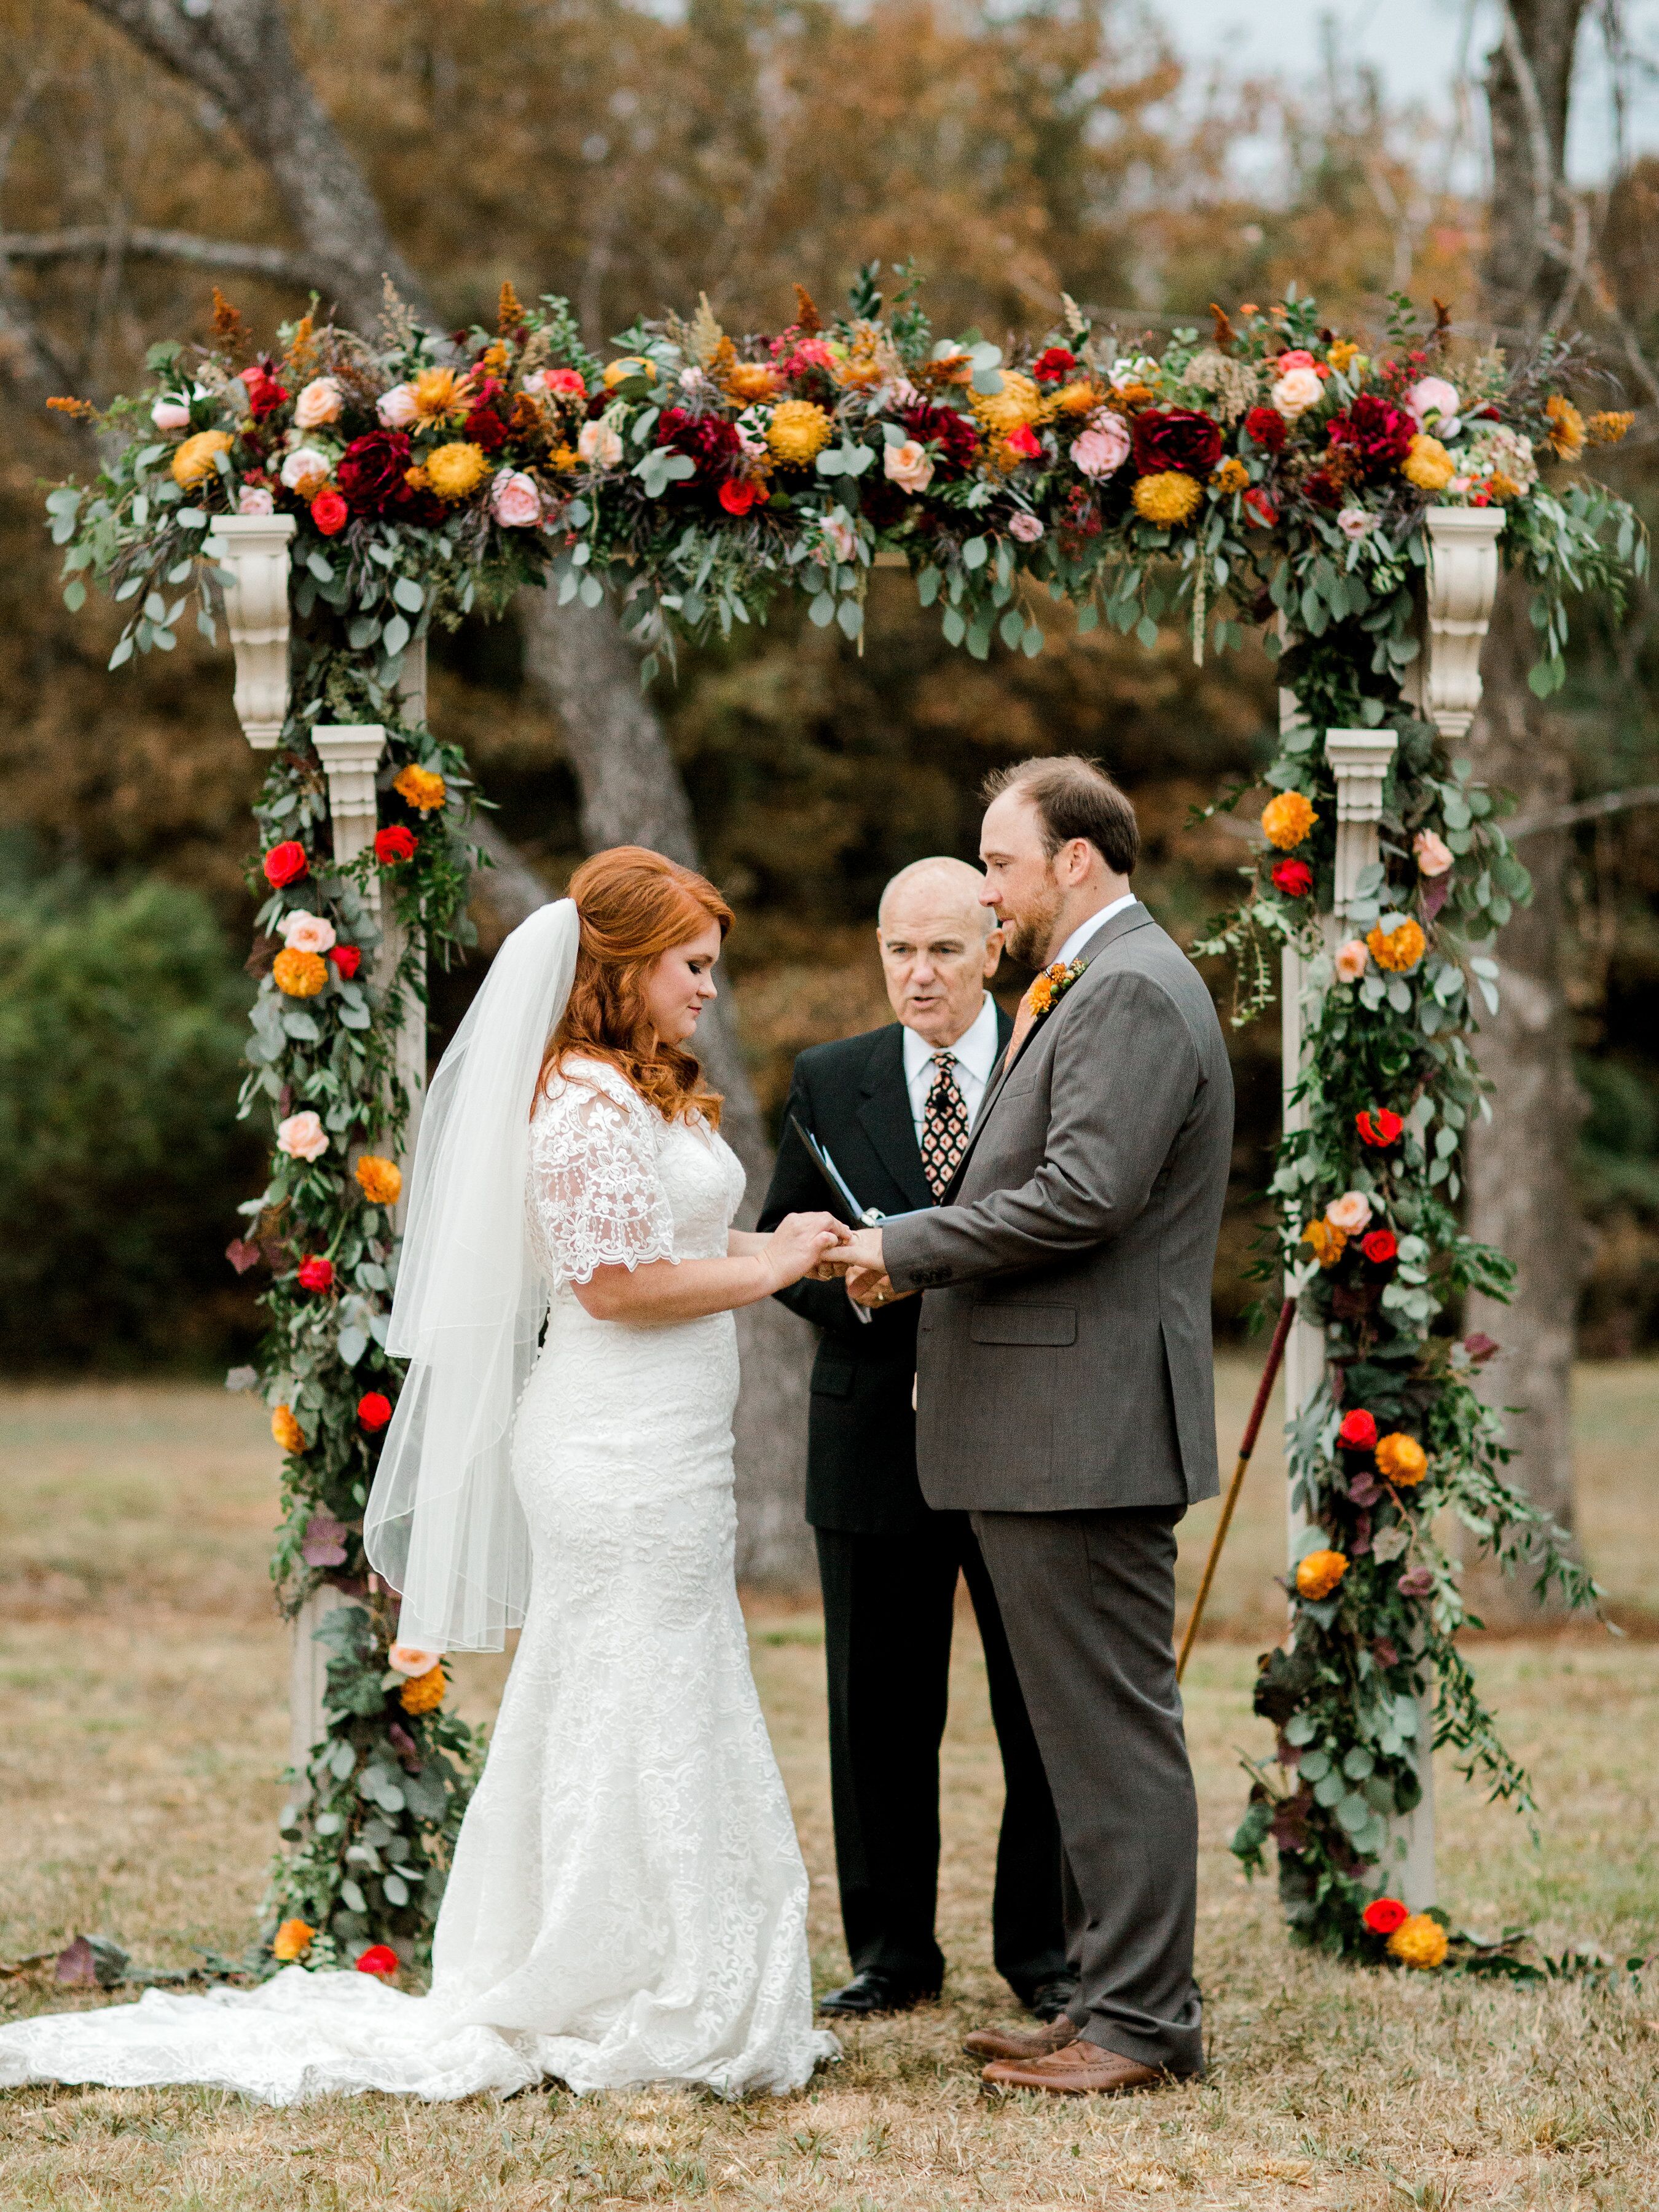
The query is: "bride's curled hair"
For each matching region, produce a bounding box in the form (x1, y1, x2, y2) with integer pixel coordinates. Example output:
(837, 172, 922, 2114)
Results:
(542, 845, 733, 1127)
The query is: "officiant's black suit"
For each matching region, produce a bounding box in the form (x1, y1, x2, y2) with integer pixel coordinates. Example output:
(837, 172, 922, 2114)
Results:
(758, 1015, 1069, 2007)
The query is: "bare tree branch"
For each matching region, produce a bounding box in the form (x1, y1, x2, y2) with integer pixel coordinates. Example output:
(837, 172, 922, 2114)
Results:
(0, 223, 318, 284)
(1509, 782, 1659, 836)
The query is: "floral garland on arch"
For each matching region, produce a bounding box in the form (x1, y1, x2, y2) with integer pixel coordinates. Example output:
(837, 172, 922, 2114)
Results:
(43, 274, 1645, 1972)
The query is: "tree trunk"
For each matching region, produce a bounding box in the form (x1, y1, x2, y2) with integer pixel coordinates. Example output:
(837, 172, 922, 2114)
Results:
(1464, 0, 1591, 1618)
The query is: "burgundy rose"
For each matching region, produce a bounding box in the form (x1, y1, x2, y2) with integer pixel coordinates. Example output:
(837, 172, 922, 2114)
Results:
(656, 406, 742, 480)
(901, 401, 979, 479)
(1327, 393, 1415, 479)
(1244, 406, 1286, 453)
(337, 429, 417, 516)
(465, 405, 510, 453)
(1132, 407, 1223, 479)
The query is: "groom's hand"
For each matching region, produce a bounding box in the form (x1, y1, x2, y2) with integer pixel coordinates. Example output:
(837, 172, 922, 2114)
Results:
(809, 1225, 884, 1279)
(845, 1265, 906, 1308)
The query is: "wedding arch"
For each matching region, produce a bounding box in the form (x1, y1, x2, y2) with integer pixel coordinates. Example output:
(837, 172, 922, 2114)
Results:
(46, 271, 1642, 1972)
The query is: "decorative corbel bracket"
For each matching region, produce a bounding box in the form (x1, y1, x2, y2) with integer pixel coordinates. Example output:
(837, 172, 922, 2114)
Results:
(206, 513, 296, 749)
(1325, 728, 1400, 919)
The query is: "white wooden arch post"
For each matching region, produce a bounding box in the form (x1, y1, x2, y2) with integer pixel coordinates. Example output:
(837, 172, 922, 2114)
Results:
(211, 517, 429, 1781)
(1280, 506, 1505, 1909)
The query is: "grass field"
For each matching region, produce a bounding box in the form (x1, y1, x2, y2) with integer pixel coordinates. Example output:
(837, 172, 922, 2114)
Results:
(1, 1368, 1656, 2210)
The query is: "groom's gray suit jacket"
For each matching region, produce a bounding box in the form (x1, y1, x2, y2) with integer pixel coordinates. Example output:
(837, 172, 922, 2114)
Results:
(882, 901, 1232, 1513)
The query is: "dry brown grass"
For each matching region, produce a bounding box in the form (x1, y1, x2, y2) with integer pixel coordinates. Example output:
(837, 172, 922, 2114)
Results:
(1, 1373, 1656, 2210)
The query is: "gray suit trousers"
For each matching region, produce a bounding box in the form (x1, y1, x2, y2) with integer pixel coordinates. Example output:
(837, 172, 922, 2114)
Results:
(969, 1506, 1204, 2078)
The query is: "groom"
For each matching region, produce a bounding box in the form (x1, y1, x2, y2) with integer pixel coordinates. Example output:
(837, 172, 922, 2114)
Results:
(826, 755, 1233, 2095)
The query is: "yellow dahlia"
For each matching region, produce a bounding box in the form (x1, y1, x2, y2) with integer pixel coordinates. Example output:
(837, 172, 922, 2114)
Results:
(1376, 1433, 1428, 1486)
(1327, 339, 1362, 375)
(1387, 1913, 1449, 1969)
(272, 1918, 314, 1962)
(724, 361, 782, 404)
(171, 429, 232, 489)
(1301, 1220, 1347, 1269)
(766, 400, 833, 467)
(272, 947, 328, 998)
(1487, 471, 1521, 501)
(399, 1663, 446, 1716)
(393, 764, 447, 812)
(1587, 410, 1634, 445)
(1132, 470, 1202, 527)
(1213, 456, 1249, 496)
(971, 370, 1043, 437)
(1367, 918, 1426, 973)
(549, 444, 579, 472)
(1544, 394, 1585, 459)
(602, 355, 656, 390)
(426, 441, 490, 502)
(1053, 379, 1099, 418)
(355, 1155, 403, 1207)
(1402, 434, 1456, 492)
(271, 1404, 306, 1454)
(1261, 791, 1317, 849)
(412, 366, 464, 420)
(1295, 1548, 1348, 1601)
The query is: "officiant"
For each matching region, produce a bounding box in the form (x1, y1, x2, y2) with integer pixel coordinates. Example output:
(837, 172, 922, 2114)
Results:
(758, 858, 1072, 2023)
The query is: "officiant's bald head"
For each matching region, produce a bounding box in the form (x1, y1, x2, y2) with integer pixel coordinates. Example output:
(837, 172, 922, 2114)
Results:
(877, 858, 1003, 1049)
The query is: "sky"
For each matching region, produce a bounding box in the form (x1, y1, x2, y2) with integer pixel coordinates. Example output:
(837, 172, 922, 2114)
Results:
(1162, 0, 1659, 187)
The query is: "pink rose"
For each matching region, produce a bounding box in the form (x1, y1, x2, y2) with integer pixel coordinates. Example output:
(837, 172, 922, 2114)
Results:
(1334, 938, 1369, 982)
(279, 909, 337, 954)
(238, 485, 276, 516)
(1072, 417, 1131, 479)
(279, 447, 332, 497)
(1336, 507, 1376, 541)
(577, 418, 623, 468)
(542, 367, 587, 398)
(1413, 828, 1454, 877)
(377, 383, 419, 428)
(490, 468, 541, 527)
(1276, 349, 1319, 372)
(882, 439, 935, 493)
(294, 377, 343, 429)
(1272, 367, 1324, 418)
(1406, 376, 1460, 431)
(1008, 511, 1044, 543)
(1326, 1190, 1374, 1235)
(820, 510, 857, 564)
(151, 395, 192, 432)
(276, 1110, 329, 1163)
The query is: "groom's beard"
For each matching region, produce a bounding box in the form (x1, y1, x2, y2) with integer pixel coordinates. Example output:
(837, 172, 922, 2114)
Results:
(1002, 876, 1064, 970)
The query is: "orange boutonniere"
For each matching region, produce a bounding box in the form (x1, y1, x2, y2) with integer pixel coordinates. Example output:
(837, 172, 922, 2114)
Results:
(1026, 955, 1089, 1026)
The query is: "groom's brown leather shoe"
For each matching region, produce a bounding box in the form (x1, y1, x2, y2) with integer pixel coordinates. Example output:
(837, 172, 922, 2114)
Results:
(981, 2038, 1166, 2096)
(962, 2014, 1078, 2063)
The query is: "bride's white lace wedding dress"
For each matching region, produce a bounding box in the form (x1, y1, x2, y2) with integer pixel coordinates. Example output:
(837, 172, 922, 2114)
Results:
(0, 1057, 836, 2104)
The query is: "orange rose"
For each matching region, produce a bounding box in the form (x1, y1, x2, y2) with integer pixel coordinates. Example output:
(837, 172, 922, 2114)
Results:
(1376, 1433, 1428, 1486)
(355, 1155, 403, 1207)
(273, 947, 328, 998)
(399, 1663, 446, 1716)
(1295, 1548, 1348, 1601)
(1367, 919, 1426, 973)
(272, 1918, 314, 1962)
(271, 1404, 306, 1454)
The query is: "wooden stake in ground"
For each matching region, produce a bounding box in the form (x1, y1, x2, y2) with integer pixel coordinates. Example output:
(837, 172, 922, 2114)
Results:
(1175, 1296, 1296, 1681)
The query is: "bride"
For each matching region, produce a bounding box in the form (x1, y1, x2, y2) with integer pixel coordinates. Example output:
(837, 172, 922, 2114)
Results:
(0, 847, 847, 2104)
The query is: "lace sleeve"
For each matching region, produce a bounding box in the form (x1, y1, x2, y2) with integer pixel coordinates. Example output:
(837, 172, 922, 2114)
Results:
(528, 1061, 677, 1290)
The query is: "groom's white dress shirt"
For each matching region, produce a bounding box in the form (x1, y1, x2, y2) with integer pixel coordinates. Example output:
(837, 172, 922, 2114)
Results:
(900, 990, 1002, 1140)
(1051, 891, 1138, 974)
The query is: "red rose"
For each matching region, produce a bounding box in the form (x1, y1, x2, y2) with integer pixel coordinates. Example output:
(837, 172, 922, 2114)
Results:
(1338, 1409, 1379, 1450)
(1031, 346, 1078, 384)
(310, 488, 348, 536)
(1244, 406, 1287, 453)
(296, 1255, 334, 1293)
(1002, 422, 1043, 461)
(1271, 857, 1313, 898)
(375, 825, 417, 865)
(357, 1390, 393, 1431)
(1362, 1897, 1409, 1936)
(262, 840, 308, 888)
(241, 362, 289, 420)
(1327, 393, 1416, 479)
(329, 944, 362, 979)
(1242, 487, 1279, 528)
(354, 1944, 399, 1977)
(1360, 1230, 1398, 1265)
(1356, 1108, 1405, 1147)
(718, 478, 758, 516)
(1131, 407, 1223, 479)
(901, 400, 979, 479)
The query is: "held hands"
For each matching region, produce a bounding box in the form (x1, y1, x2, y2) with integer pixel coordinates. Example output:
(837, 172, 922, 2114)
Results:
(809, 1226, 904, 1308)
(764, 1212, 852, 1292)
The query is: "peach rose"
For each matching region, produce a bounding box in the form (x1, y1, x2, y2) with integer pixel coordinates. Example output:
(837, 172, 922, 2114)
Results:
(1072, 417, 1131, 478)
(1008, 511, 1044, 543)
(1326, 1190, 1374, 1235)
(279, 447, 332, 497)
(577, 418, 624, 468)
(279, 910, 337, 955)
(1271, 366, 1324, 418)
(377, 382, 420, 428)
(151, 395, 192, 432)
(238, 485, 275, 516)
(1334, 938, 1369, 982)
(1413, 828, 1454, 877)
(489, 468, 541, 527)
(388, 1643, 444, 1677)
(276, 1109, 329, 1162)
(294, 377, 343, 429)
(272, 1918, 315, 1963)
(883, 439, 935, 493)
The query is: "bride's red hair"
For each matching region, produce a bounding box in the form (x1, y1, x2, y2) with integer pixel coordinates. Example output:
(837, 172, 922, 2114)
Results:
(541, 846, 733, 1127)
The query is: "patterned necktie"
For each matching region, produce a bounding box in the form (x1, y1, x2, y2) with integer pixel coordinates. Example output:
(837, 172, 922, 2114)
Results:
(919, 1050, 971, 1201)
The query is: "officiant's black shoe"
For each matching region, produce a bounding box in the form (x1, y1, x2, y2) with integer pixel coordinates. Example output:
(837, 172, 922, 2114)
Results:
(816, 1971, 939, 2017)
(1022, 1977, 1080, 2023)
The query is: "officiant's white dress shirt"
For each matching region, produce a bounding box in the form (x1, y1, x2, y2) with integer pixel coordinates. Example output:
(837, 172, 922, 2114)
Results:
(900, 990, 1002, 1140)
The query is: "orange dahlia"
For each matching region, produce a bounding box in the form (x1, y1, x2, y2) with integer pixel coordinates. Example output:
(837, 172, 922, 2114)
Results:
(271, 1404, 306, 1454)
(399, 1664, 446, 1716)
(1295, 1548, 1348, 1601)
(1376, 1433, 1428, 1486)
(1387, 1913, 1449, 1968)
(272, 1918, 315, 1962)
(355, 1155, 403, 1207)
(1367, 919, 1426, 973)
(1261, 791, 1317, 849)
(273, 947, 328, 998)
(393, 764, 446, 812)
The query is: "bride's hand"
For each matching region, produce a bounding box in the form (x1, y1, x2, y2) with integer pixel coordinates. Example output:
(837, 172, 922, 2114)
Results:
(764, 1212, 850, 1292)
